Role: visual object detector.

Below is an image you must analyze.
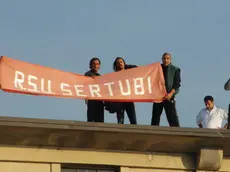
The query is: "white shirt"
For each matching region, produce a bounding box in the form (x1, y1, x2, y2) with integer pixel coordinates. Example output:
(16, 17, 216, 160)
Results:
(196, 105, 228, 129)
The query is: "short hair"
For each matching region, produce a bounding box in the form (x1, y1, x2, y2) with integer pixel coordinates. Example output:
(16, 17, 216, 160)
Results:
(89, 57, 101, 69)
(162, 52, 172, 58)
(204, 95, 214, 102)
(113, 57, 126, 71)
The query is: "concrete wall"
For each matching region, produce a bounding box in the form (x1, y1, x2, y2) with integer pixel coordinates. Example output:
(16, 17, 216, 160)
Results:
(0, 117, 230, 172)
(0, 146, 229, 172)
(0, 162, 60, 172)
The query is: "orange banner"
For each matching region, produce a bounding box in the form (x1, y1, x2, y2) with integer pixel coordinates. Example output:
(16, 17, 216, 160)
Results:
(0, 56, 166, 102)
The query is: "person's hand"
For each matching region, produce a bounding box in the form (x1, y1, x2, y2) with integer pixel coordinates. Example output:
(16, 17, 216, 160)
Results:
(164, 92, 173, 100)
(217, 127, 225, 130)
(217, 125, 227, 129)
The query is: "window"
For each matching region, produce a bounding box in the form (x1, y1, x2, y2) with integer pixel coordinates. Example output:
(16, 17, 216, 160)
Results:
(61, 164, 118, 172)
(62, 169, 115, 172)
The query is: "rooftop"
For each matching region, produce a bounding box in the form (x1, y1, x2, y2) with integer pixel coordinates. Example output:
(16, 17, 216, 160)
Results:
(0, 116, 230, 156)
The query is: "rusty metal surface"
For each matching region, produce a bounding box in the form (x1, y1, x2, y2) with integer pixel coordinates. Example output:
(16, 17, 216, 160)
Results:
(0, 116, 230, 155)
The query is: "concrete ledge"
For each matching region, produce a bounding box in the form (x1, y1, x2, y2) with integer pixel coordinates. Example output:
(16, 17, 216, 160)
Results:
(197, 148, 223, 171)
(219, 158, 230, 171)
(0, 146, 196, 170)
(0, 116, 230, 155)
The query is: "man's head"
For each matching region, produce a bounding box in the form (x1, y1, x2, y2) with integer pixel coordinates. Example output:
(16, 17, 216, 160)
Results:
(204, 95, 214, 110)
(89, 57, 101, 72)
(113, 57, 126, 71)
(162, 52, 172, 66)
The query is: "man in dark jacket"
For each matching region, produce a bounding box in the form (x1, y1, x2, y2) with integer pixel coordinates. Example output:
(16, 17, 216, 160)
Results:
(84, 57, 104, 122)
(151, 52, 181, 127)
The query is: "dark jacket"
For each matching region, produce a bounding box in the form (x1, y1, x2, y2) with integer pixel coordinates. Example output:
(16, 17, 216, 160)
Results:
(85, 70, 100, 77)
(162, 64, 181, 96)
(84, 70, 103, 103)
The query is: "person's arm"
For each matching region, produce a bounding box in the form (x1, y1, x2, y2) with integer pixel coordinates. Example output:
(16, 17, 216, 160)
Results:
(220, 108, 229, 128)
(222, 108, 228, 120)
(196, 111, 203, 128)
(165, 69, 181, 99)
(125, 64, 138, 69)
(223, 123, 228, 129)
(171, 69, 181, 92)
(224, 78, 230, 90)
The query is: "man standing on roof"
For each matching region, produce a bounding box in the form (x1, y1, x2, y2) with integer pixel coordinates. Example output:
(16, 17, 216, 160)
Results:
(84, 57, 104, 123)
(151, 52, 181, 127)
(104, 57, 137, 124)
(196, 95, 228, 129)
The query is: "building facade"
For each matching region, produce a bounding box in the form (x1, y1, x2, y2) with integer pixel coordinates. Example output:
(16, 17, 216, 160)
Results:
(0, 116, 229, 172)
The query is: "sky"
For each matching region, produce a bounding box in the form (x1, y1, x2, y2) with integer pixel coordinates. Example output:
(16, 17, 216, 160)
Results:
(0, 0, 230, 128)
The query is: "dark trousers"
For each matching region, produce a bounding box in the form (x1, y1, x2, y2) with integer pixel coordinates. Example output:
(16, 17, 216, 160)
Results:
(87, 100, 104, 122)
(116, 102, 137, 124)
(151, 99, 180, 127)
